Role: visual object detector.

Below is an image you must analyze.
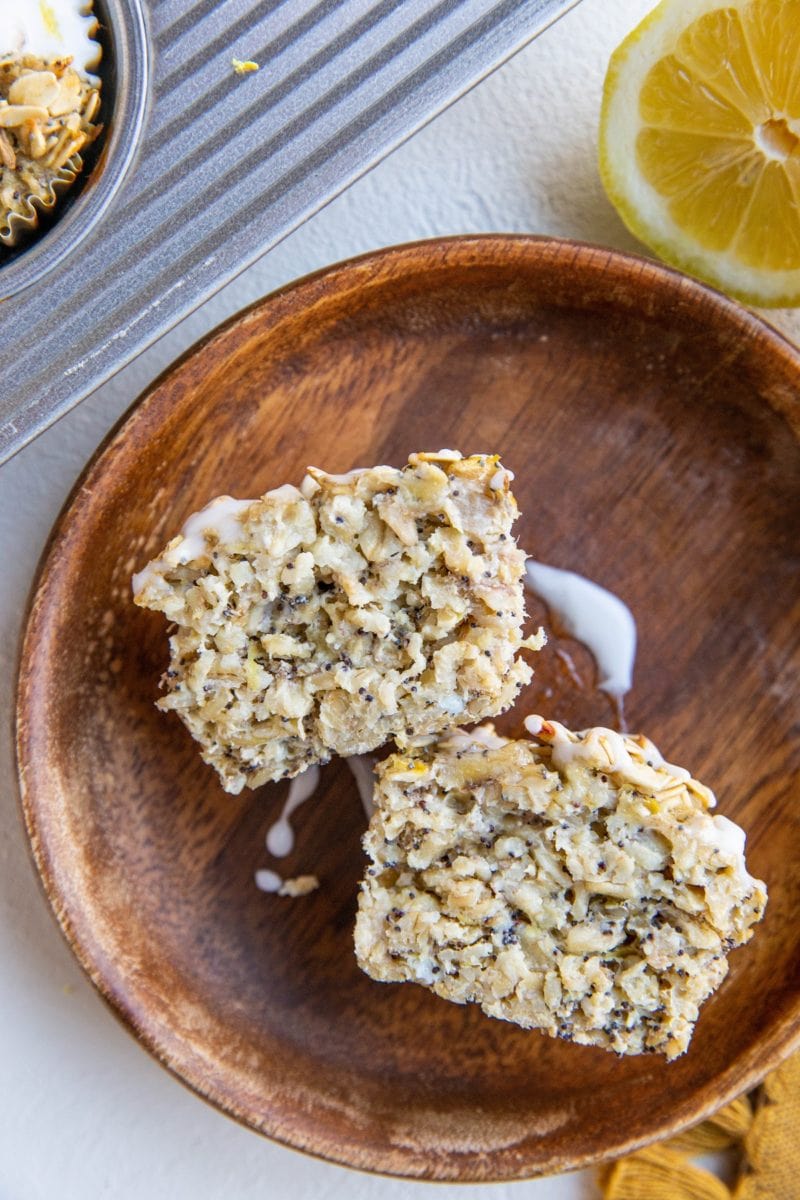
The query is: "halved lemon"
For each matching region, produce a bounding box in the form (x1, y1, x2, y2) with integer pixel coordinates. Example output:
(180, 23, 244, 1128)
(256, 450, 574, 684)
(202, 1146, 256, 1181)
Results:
(600, 0, 800, 306)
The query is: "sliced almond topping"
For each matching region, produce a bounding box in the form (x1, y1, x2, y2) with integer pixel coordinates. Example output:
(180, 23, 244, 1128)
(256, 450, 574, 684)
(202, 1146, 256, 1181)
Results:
(48, 74, 83, 117)
(0, 104, 49, 128)
(0, 129, 16, 170)
(28, 123, 47, 159)
(8, 71, 60, 109)
(35, 124, 51, 157)
(49, 133, 85, 172)
(83, 90, 100, 123)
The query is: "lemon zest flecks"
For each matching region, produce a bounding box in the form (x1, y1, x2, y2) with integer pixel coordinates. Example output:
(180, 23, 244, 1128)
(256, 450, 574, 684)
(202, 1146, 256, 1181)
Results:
(232, 58, 259, 76)
(39, 1, 61, 38)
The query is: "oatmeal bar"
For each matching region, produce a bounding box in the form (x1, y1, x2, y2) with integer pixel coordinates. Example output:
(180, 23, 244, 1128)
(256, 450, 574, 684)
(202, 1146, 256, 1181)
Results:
(355, 718, 766, 1059)
(133, 451, 541, 793)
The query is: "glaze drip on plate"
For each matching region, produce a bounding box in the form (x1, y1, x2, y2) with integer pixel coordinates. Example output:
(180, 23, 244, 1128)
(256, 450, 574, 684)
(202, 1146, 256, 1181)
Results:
(524, 559, 637, 702)
(263, 756, 376, 861)
(257, 755, 376, 892)
(345, 754, 376, 818)
(266, 765, 321, 857)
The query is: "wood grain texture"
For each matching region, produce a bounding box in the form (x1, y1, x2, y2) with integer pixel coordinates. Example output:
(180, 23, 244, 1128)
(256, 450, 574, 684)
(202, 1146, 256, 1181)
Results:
(15, 236, 800, 1181)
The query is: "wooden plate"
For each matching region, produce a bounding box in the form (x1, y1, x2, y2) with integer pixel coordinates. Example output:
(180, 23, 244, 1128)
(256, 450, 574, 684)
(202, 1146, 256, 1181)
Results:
(16, 237, 800, 1181)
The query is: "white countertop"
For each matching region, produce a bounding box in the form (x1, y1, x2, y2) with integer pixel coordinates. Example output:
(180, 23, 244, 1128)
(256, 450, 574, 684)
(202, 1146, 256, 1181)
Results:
(1, 2, 797, 1196)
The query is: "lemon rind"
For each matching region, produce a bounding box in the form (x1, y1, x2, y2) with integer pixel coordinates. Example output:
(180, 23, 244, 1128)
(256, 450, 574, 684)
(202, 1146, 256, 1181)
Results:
(599, 0, 800, 308)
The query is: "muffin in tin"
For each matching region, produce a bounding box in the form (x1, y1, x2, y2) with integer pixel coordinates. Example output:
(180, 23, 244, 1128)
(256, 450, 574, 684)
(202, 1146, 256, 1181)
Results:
(1, 5, 102, 247)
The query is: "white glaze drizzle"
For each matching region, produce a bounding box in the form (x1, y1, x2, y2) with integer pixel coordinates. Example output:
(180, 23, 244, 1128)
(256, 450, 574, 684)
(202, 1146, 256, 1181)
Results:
(254, 868, 282, 893)
(266, 765, 321, 857)
(260, 755, 375, 880)
(524, 560, 637, 700)
(679, 814, 754, 884)
(254, 869, 320, 896)
(686, 813, 745, 857)
(346, 754, 376, 818)
(554, 646, 583, 690)
(524, 717, 754, 882)
(0, 2, 101, 75)
(132, 495, 255, 594)
(523, 716, 695, 792)
(174, 495, 255, 563)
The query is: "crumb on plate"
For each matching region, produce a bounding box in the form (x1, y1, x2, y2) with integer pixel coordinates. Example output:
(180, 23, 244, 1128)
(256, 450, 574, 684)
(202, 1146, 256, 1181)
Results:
(232, 58, 259, 75)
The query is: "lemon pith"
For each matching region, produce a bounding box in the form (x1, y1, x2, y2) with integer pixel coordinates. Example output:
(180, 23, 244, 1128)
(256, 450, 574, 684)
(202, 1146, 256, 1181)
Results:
(600, 0, 800, 307)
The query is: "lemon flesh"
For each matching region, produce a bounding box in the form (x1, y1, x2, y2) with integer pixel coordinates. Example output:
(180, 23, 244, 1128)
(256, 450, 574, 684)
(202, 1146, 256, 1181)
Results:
(600, 0, 800, 306)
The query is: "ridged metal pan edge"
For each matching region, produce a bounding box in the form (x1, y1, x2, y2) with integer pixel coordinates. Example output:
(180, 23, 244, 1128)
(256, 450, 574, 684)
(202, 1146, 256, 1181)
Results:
(0, 0, 580, 464)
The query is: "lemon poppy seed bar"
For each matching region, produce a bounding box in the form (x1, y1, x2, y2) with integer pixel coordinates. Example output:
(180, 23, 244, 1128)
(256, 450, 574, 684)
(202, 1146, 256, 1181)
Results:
(133, 452, 541, 793)
(355, 718, 766, 1059)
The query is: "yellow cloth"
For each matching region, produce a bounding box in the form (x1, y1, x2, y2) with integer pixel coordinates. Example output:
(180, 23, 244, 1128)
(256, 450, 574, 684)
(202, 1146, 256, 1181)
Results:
(600, 1051, 800, 1200)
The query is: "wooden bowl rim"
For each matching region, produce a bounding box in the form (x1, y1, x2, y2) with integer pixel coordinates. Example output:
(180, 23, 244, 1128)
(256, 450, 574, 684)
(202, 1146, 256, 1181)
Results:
(15, 234, 800, 1181)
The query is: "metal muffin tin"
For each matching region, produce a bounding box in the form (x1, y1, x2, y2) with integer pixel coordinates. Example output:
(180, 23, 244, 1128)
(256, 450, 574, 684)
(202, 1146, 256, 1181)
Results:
(0, 0, 578, 463)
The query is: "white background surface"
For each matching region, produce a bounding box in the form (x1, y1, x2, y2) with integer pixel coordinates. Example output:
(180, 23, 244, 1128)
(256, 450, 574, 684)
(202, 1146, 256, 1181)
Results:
(1, 2, 797, 1197)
